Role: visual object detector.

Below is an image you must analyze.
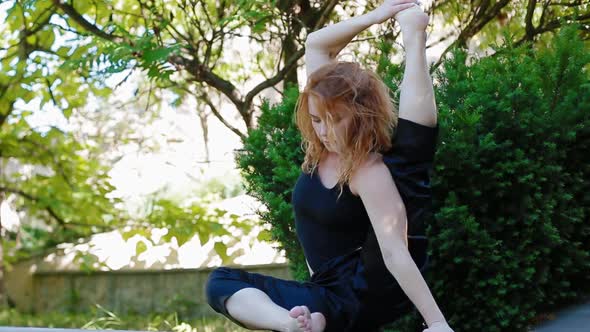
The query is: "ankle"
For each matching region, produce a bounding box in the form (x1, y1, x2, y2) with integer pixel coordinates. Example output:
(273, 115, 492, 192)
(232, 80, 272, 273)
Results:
(402, 30, 427, 46)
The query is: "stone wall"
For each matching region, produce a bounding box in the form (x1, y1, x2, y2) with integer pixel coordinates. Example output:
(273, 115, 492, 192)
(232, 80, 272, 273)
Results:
(7, 262, 292, 316)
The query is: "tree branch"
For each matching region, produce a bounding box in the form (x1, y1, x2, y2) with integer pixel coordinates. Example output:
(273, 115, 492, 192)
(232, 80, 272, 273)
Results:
(0, 187, 114, 231)
(198, 89, 247, 141)
(431, 0, 512, 71)
(515, 11, 590, 46)
(168, 54, 246, 112)
(0, 186, 66, 226)
(548, 0, 584, 7)
(0, 100, 14, 130)
(311, 0, 340, 31)
(51, 0, 125, 43)
(243, 48, 304, 113)
(525, 0, 538, 41)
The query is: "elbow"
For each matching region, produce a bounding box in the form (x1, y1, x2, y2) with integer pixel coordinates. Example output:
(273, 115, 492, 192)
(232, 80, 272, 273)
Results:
(305, 32, 324, 50)
(305, 32, 317, 48)
(304, 32, 337, 59)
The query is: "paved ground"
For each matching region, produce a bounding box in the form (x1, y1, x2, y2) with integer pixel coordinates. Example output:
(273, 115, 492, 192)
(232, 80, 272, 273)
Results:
(0, 329, 146, 332)
(531, 298, 590, 332)
(1, 299, 589, 332)
(0, 329, 138, 332)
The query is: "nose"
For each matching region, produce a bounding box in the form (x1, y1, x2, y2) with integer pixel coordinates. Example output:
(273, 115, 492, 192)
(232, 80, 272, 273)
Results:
(319, 123, 327, 137)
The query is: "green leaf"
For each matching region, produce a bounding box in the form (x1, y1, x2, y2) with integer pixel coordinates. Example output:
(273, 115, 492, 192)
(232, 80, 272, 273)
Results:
(257, 229, 272, 242)
(214, 241, 229, 263)
(136, 241, 148, 256)
(142, 47, 175, 63)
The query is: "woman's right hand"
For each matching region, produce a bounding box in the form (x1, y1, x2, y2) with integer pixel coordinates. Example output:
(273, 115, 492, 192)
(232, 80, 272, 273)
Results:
(367, 0, 419, 25)
(422, 321, 455, 332)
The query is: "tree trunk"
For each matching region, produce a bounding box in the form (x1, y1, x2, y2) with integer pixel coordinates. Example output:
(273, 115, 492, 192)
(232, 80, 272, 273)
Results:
(198, 109, 210, 162)
(0, 192, 8, 309)
(283, 33, 299, 89)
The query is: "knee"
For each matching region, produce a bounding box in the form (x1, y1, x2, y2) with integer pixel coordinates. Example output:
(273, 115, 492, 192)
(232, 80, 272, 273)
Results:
(205, 267, 238, 306)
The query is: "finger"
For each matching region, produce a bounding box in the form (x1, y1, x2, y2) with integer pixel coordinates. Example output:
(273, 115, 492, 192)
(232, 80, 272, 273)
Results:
(393, 3, 416, 11)
(392, 0, 416, 6)
(393, 2, 416, 8)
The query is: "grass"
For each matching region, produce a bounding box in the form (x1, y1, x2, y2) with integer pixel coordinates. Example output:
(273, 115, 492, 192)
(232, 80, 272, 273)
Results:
(0, 306, 251, 331)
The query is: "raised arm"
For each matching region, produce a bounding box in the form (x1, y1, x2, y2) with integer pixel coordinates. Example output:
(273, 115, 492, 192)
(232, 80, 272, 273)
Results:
(304, 0, 417, 77)
(396, 5, 438, 127)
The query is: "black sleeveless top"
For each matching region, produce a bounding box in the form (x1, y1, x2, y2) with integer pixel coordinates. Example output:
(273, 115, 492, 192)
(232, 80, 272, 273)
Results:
(292, 118, 439, 290)
(292, 168, 370, 271)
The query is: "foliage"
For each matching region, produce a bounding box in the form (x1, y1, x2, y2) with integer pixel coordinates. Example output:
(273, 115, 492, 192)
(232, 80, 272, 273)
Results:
(237, 24, 590, 331)
(235, 82, 308, 279)
(0, 116, 124, 266)
(121, 196, 257, 265)
(0, 115, 246, 268)
(2, 0, 587, 135)
(415, 24, 590, 332)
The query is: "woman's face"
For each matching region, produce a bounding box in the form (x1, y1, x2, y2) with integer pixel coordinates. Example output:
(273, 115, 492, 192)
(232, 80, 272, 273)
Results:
(308, 96, 353, 153)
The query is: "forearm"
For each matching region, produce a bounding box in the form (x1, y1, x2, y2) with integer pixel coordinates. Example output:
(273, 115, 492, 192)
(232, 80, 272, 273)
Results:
(305, 12, 375, 56)
(385, 245, 446, 327)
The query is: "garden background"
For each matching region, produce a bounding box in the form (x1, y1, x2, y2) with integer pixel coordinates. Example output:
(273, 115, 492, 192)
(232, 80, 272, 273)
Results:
(0, 0, 588, 331)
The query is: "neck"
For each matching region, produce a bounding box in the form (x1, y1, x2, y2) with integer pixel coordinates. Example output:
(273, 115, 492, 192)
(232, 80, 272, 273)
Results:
(322, 151, 341, 163)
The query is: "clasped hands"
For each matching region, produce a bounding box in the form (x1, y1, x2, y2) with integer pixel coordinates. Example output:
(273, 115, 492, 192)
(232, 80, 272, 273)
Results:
(367, 0, 429, 35)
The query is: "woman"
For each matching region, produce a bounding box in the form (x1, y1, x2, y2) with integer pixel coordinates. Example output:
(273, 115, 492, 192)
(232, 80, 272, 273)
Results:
(206, 1, 454, 331)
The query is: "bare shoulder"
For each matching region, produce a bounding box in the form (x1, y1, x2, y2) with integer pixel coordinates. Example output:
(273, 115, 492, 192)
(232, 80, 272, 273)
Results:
(349, 152, 386, 196)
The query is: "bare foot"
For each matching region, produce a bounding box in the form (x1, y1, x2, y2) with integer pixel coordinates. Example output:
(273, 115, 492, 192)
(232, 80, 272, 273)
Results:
(288, 305, 326, 332)
(288, 306, 311, 332)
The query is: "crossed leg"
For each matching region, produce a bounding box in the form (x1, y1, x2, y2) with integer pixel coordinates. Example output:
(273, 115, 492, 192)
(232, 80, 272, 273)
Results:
(206, 267, 328, 332)
(225, 287, 326, 332)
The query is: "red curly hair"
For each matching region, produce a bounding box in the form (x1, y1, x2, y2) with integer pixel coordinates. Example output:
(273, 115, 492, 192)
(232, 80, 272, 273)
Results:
(295, 61, 399, 199)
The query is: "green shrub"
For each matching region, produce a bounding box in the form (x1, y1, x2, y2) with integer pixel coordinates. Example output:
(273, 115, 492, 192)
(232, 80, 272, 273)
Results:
(423, 24, 590, 331)
(236, 24, 590, 331)
(235, 84, 310, 281)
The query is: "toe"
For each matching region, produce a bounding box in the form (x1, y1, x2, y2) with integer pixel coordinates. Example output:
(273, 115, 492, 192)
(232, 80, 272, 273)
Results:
(301, 305, 311, 316)
(289, 306, 304, 318)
